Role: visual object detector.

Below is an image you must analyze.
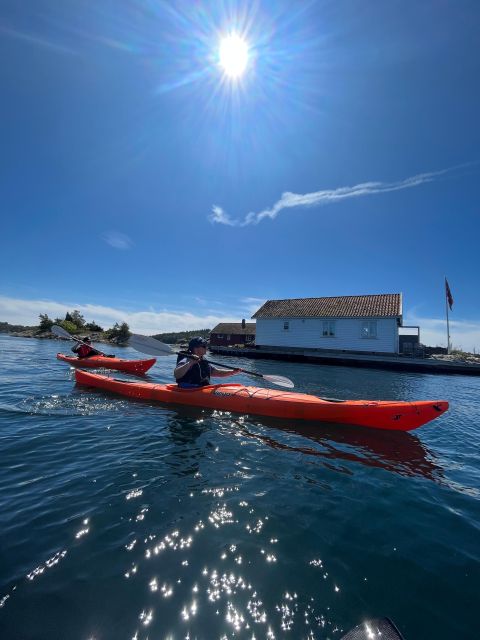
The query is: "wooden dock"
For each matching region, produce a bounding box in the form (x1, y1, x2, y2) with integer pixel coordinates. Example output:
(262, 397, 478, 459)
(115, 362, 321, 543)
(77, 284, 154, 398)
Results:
(209, 345, 480, 376)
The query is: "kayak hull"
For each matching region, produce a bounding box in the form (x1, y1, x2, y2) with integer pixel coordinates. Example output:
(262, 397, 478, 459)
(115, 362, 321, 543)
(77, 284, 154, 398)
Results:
(57, 353, 156, 375)
(74, 370, 448, 431)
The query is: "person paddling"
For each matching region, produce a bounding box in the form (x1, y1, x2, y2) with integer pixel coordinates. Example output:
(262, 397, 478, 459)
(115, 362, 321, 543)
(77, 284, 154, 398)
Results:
(71, 336, 103, 359)
(174, 337, 241, 388)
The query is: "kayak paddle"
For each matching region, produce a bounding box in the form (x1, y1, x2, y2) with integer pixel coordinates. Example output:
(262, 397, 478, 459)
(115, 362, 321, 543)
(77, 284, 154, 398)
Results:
(128, 333, 295, 389)
(51, 325, 114, 357)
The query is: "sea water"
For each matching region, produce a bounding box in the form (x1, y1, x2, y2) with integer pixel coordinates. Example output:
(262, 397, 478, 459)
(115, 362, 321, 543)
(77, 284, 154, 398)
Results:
(0, 335, 479, 639)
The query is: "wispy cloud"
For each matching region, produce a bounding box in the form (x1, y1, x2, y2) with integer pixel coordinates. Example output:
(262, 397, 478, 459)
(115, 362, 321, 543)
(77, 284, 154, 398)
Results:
(0, 25, 78, 56)
(209, 166, 465, 227)
(103, 231, 133, 250)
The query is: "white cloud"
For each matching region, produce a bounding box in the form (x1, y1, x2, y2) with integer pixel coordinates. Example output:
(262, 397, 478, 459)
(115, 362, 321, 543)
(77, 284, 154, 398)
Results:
(405, 313, 480, 352)
(103, 231, 133, 250)
(210, 166, 465, 227)
(3, 295, 478, 352)
(0, 295, 246, 335)
(239, 297, 267, 317)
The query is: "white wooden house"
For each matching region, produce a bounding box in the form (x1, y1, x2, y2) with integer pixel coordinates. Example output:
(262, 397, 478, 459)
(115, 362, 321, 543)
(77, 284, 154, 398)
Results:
(252, 294, 403, 354)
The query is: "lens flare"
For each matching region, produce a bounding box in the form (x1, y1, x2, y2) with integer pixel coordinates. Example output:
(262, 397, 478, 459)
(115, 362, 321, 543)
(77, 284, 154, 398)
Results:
(219, 33, 249, 78)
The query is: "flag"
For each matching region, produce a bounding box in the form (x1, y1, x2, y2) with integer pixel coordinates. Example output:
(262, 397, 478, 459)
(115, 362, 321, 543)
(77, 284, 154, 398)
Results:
(445, 278, 454, 310)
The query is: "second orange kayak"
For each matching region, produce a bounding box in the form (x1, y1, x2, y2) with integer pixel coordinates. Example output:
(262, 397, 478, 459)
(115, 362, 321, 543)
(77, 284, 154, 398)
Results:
(57, 353, 156, 375)
(74, 369, 448, 431)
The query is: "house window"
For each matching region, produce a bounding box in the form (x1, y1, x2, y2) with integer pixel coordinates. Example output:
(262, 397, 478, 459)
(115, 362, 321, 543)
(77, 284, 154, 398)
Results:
(283, 321, 289, 330)
(361, 321, 377, 338)
(322, 321, 335, 337)
(226, 335, 231, 340)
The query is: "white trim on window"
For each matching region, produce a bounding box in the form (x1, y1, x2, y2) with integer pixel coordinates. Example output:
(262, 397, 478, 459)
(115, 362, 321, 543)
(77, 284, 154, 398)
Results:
(361, 321, 377, 338)
(322, 321, 335, 337)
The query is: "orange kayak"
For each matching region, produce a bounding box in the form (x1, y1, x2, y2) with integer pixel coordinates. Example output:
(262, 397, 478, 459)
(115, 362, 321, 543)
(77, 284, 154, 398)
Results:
(57, 353, 156, 375)
(74, 369, 448, 431)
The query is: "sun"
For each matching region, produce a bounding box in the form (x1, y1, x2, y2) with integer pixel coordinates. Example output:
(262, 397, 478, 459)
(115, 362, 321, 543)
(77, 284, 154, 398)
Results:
(219, 33, 249, 78)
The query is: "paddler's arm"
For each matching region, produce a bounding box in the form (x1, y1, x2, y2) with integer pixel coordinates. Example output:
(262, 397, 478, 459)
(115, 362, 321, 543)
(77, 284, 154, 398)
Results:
(210, 366, 242, 378)
(174, 356, 199, 380)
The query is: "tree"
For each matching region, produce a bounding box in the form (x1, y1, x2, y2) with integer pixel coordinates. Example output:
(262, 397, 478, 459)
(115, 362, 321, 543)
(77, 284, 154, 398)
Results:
(105, 322, 131, 342)
(38, 314, 54, 332)
(70, 310, 86, 327)
(85, 321, 104, 332)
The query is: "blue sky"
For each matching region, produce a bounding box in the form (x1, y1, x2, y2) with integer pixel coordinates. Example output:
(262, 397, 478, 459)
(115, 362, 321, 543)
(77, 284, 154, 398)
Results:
(1, 0, 479, 350)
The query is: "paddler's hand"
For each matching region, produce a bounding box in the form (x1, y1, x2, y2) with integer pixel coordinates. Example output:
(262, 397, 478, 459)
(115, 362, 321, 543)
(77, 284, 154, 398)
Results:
(232, 368, 242, 374)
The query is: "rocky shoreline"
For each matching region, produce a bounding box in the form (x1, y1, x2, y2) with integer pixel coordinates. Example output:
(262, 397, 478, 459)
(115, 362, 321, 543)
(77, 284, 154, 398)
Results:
(3, 329, 124, 347)
(4, 329, 480, 366)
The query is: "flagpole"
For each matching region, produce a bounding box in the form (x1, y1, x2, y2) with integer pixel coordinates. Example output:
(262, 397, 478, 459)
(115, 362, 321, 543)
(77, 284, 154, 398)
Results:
(445, 277, 451, 354)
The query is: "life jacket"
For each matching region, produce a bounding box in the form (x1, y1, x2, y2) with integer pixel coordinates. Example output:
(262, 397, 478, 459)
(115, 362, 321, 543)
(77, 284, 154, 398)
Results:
(73, 343, 95, 358)
(176, 353, 211, 386)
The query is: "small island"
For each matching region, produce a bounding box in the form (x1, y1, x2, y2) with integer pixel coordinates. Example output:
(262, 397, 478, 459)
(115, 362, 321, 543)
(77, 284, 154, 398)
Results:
(0, 310, 211, 349)
(0, 310, 130, 346)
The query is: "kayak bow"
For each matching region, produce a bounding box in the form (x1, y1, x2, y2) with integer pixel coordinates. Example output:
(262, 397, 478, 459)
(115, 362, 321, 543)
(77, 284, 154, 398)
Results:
(74, 369, 448, 431)
(57, 353, 156, 375)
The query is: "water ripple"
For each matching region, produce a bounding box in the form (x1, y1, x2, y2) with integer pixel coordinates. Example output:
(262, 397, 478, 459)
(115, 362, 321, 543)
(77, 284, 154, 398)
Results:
(0, 336, 479, 639)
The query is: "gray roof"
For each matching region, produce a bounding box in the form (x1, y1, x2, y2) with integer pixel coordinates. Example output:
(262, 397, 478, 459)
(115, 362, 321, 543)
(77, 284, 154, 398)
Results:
(252, 294, 402, 319)
(211, 322, 256, 335)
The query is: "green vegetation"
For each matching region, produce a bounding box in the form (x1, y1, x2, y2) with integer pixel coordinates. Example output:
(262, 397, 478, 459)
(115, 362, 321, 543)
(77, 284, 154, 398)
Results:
(38, 314, 54, 332)
(105, 322, 131, 343)
(1, 310, 128, 343)
(0, 321, 31, 333)
(152, 329, 211, 344)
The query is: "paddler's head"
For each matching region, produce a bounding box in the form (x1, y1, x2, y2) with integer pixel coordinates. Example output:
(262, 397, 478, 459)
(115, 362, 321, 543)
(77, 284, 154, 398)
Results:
(188, 337, 207, 357)
(83, 336, 91, 343)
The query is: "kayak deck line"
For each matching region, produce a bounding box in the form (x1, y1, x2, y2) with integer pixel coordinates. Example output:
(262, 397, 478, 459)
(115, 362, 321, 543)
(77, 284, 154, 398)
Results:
(74, 369, 449, 431)
(57, 353, 156, 375)
(113, 379, 297, 401)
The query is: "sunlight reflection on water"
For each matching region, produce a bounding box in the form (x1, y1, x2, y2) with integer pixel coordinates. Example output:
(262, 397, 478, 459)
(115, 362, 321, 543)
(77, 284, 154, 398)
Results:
(0, 336, 479, 639)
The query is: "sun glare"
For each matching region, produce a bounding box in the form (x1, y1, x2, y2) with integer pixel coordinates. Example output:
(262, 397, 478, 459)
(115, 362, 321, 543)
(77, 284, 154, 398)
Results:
(219, 33, 249, 78)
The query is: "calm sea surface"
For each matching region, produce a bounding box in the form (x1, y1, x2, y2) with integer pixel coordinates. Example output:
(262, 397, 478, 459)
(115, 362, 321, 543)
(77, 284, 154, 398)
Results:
(0, 335, 479, 640)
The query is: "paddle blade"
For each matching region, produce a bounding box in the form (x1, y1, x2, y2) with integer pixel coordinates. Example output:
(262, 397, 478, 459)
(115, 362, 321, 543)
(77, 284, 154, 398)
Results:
(340, 618, 405, 640)
(129, 334, 175, 357)
(51, 325, 72, 339)
(262, 374, 295, 389)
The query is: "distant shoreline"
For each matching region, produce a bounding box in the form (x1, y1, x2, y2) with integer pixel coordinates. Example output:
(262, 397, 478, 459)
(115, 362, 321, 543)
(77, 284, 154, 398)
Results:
(1, 329, 121, 347)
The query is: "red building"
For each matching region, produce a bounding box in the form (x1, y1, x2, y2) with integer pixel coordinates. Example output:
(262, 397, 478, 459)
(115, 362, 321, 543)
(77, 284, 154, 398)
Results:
(210, 322, 256, 347)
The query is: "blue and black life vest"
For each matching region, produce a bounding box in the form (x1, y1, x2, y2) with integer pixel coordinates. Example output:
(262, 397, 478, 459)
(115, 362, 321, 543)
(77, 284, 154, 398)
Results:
(176, 353, 212, 386)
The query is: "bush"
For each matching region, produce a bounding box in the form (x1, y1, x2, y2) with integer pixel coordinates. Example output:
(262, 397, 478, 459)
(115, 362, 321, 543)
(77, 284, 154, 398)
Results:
(59, 320, 79, 335)
(105, 322, 130, 342)
(85, 321, 104, 332)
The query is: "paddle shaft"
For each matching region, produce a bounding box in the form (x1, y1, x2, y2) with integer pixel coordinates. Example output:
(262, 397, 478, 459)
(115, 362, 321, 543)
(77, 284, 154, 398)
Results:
(128, 335, 294, 387)
(182, 353, 263, 378)
(52, 325, 110, 357)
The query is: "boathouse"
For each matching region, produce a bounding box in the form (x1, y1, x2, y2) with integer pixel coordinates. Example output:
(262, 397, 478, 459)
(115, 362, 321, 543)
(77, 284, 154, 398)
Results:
(252, 294, 403, 354)
(210, 321, 256, 347)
